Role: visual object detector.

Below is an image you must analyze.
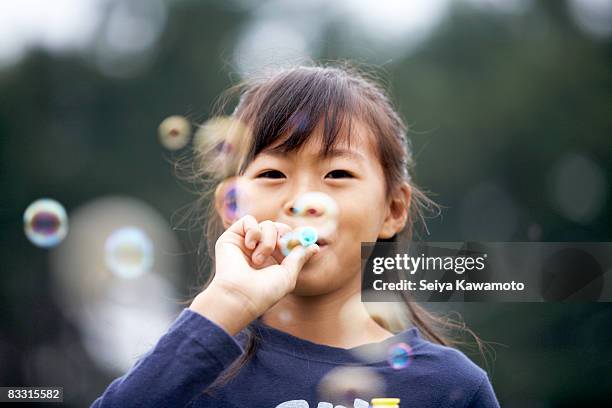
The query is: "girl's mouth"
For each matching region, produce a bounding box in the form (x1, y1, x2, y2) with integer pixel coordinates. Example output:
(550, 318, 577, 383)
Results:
(316, 239, 330, 251)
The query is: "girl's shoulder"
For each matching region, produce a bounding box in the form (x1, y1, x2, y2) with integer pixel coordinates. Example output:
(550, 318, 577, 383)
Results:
(413, 333, 489, 381)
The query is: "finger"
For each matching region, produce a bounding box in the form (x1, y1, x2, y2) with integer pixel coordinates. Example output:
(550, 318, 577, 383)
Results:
(271, 225, 295, 264)
(226, 214, 257, 234)
(280, 243, 320, 280)
(219, 214, 261, 250)
(240, 216, 261, 250)
(272, 222, 292, 237)
(271, 245, 285, 265)
(252, 221, 278, 265)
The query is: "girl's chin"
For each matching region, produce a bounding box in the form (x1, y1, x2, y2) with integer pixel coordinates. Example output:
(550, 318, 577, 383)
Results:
(293, 260, 344, 296)
(291, 280, 337, 296)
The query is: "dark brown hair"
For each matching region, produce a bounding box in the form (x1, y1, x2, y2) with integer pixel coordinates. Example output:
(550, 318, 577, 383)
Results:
(175, 63, 490, 393)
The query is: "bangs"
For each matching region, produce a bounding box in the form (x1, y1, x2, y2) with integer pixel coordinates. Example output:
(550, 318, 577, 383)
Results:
(237, 68, 361, 174)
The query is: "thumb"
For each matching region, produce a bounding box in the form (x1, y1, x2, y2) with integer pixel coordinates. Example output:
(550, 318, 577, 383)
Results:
(280, 244, 320, 280)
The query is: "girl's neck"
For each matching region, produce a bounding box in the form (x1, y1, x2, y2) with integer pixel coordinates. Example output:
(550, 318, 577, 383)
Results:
(261, 277, 394, 348)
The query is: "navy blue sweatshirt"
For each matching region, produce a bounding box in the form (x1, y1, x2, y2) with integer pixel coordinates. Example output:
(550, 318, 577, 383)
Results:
(91, 308, 500, 407)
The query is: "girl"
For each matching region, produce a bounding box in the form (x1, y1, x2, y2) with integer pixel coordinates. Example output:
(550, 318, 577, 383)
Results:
(92, 65, 499, 407)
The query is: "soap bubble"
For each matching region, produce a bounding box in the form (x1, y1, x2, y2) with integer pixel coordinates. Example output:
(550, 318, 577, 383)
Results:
(292, 191, 338, 218)
(338, 295, 411, 363)
(297, 226, 317, 246)
(194, 117, 239, 155)
(158, 115, 191, 150)
(220, 181, 240, 220)
(23, 198, 68, 248)
(448, 387, 465, 402)
(337, 294, 411, 363)
(48, 196, 182, 373)
(277, 309, 293, 324)
(279, 226, 318, 256)
(317, 366, 384, 407)
(291, 191, 339, 238)
(548, 153, 607, 224)
(387, 342, 413, 369)
(105, 226, 154, 279)
(216, 178, 252, 222)
(193, 116, 250, 177)
(225, 185, 239, 217)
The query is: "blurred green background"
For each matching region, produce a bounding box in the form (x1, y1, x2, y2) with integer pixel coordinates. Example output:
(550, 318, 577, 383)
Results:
(1, 0, 611, 406)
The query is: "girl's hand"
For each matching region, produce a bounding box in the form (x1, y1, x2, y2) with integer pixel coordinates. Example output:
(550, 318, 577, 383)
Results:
(189, 215, 319, 334)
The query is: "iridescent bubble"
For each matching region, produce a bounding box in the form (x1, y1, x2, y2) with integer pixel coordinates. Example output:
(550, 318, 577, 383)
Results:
(449, 387, 465, 402)
(104, 226, 154, 279)
(221, 182, 239, 220)
(216, 178, 252, 222)
(291, 191, 339, 239)
(387, 342, 413, 369)
(292, 191, 338, 218)
(339, 294, 411, 364)
(225, 185, 238, 217)
(548, 153, 607, 224)
(568, 0, 612, 40)
(298, 226, 317, 246)
(194, 117, 235, 152)
(23, 198, 68, 248)
(193, 116, 250, 177)
(277, 309, 293, 325)
(317, 366, 383, 407)
(279, 226, 318, 256)
(48, 196, 182, 373)
(215, 140, 233, 155)
(158, 115, 191, 150)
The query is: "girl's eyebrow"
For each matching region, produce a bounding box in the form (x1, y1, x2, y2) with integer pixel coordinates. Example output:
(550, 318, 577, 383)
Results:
(260, 148, 367, 162)
(325, 148, 367, 162)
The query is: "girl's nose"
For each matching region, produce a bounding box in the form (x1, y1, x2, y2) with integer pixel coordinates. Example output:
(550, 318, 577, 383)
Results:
(289, 204, 325, 217)
(284, 203, 324, 217)
(285, 192, 329, 217)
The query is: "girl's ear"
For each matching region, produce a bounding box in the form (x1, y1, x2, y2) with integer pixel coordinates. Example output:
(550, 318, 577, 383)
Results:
(379, 182, 412, 239)
(214, 177, 238, 229)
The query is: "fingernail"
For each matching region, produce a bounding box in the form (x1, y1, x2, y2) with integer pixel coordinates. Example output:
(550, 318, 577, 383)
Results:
(255, 254, 265, 264)
(288, 246, 304, 257)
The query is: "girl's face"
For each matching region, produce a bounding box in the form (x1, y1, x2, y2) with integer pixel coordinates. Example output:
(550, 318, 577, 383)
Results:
(218, 122, 409, 296)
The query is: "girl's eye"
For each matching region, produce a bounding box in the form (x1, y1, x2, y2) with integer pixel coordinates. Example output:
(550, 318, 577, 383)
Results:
(257, 170, 286, 179)
(325, 170, 354, 179)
